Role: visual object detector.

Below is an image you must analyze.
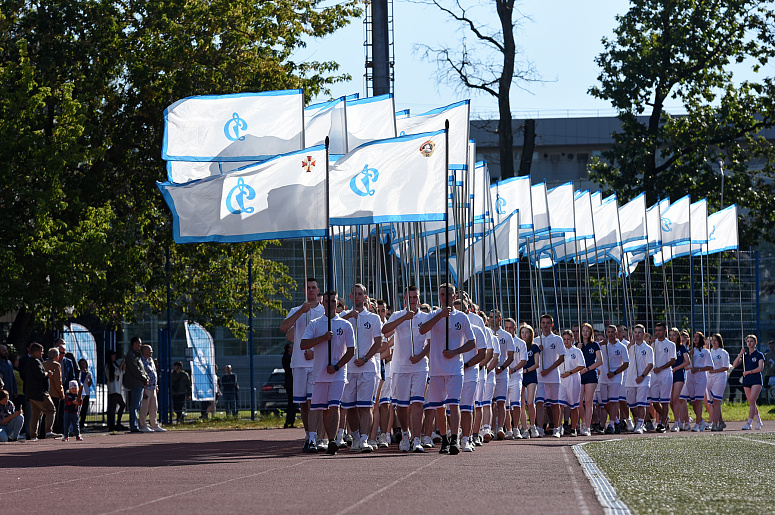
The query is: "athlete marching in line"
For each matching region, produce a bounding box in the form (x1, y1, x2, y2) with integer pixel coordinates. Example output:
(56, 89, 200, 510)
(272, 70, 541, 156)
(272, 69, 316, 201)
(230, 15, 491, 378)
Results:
(599, 325, 629, 435)
(707, 333, 730, 431)
(578, 323, 602, 436)
(731, 334, 765, 430)
(625, 325, 654, 434)
(649, 323, 676, 433)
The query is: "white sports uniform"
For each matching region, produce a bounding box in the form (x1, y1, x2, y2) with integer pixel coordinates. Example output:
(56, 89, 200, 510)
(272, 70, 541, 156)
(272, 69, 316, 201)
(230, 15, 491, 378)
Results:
(625, 342, 654, 408)
(425, 308, 475, 408)
(685, 348, 712, 401)
(650, 338, 676, 403)
(535, 332, 563, 406)
(483, 330, 498, 405)
(302, 314, 355, 410)
(508, 335, 527, 408)
(560, 346, 583, 409)
(598, 341, 629, 404)
(341, 309, 382, 409)
(284, 303, 325, 403)
(707, 348, 730, 402)
(493, 329, 515, 403)
(460, 325, 488, 412)
(468, 314, 490, 408)
(387, 309, 429, 407)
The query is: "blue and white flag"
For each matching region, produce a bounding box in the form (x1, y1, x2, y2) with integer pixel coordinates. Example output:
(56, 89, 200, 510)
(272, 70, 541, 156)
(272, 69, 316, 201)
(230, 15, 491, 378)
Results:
(167, 160, 259, 184)
(185, 321, 217, 402)
(329, 130, 448, 225)
(653, 199, 709, 266)
(62, 323, 97, 397)
(162, 90, 304, 163)
(158, 146, 328, 243)
(491, 175, 532, 230)
(345, 94, 397, 152)
(396, 100, 470, 168)
(702, 204, 738, 254)
(305, 96, 347, 154)
(619, 193, 647, 252)
(660, 195, 691, 246)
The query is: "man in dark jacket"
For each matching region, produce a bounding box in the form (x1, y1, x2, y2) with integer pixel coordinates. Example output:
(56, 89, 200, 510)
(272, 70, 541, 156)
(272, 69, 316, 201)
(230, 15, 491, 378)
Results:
(170, 362, 192, 423)
(282, 343, 296, 428)
(122, 337, 149, 433)
(220, 365, 239, 417)
(24, 343, 59, 441)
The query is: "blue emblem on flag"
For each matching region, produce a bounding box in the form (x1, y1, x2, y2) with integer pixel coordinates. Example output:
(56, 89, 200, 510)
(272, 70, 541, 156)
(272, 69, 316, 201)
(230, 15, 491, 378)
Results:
(496, 194, 506, 215)
(708, 224, 717, 241)
(225, 178, 256, 214)
(661, 216, 672, 232)
(224, 112, 248, 141)
(349, 164, 379, 197)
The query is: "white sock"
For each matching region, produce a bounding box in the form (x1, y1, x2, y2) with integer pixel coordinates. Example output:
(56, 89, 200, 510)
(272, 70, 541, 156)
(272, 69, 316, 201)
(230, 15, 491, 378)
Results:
(748, 418, 754, 425)
(402, 431, 410, 439)
(309, 431, 317, 441)
(336, 428, 344, 439)
(305, 431, 310, 439)
(637, 419, 644, 425)
(462, 436, 469, 443)
(352, 430, 360, 442)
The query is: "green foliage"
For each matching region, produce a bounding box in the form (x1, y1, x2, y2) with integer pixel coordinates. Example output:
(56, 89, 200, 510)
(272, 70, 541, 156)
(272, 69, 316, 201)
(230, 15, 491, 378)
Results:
(588, 0, 775, 246)
(0, 0, 362, 341)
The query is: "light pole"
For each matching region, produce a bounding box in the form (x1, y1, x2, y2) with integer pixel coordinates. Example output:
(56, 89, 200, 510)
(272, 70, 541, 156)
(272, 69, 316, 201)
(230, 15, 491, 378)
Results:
(716, 159, 724, 334)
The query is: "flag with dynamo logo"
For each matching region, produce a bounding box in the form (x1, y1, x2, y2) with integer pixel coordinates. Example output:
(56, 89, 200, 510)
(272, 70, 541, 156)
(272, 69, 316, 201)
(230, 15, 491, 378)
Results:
(157, 146, 328, 243)
(162, 90, 304, 165)
(329, 130, 448, 225)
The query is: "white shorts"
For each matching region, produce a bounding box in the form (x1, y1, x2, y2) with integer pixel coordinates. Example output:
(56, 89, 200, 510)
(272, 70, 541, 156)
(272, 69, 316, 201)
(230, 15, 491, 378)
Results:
(460, 380, 478, 412)
(380, 376, 392, 405)
(684, 371, 707, 401)
(626, 385, 650, 408)
(391, 371, 428, 407)
(292, 366, 314, 404)
(536, 382, 560, 406)
(508, 374, 523, 408)
(560, 376, 581, 409)
(310, 380, 345, 411)
(494, 370, 509, 402)
(427, 374, 464, 408)
(475, 377, 485, 408)
(341, 372, 379, 408)
(599, 382, 624, 404)
(679, 379, 690, 400)
(648, 371, 672, 403)
(706, 372, 727, 402)
(483, 372, 496, 404)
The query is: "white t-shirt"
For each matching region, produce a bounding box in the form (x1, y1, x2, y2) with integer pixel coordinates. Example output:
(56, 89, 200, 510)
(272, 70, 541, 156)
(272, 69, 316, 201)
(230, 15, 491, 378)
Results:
(285, 303, 325, 369)
(536, 332, 564, 384)
(386, 309, 429, 374)
(343, 308, 383, 375)
(625, 342, 654, 388)
(495, 328, 515, 367)
(302, 314, 355, 383)
(426, 308, 475, 377)
(562, 346, 584, 377)
(711, 348, 730, 371)
(689, 347, 713, 371)
(463, 325, 488, 382)
(599, 341, 629, 384)
(468, 313, 491, 382)
(510, 335, 528, 378)
(653, 338, 677, 377)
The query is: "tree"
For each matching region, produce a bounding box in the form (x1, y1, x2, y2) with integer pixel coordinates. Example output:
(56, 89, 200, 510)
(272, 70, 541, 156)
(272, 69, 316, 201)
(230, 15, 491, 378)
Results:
(0, 0, 362, 347)
(417, 0, 538, 179)
(589, 0, 775, 246)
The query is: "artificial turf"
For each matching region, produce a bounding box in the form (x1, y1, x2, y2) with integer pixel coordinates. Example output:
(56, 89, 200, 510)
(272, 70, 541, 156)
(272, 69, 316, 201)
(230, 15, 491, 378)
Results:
(583, 433, 775, 514)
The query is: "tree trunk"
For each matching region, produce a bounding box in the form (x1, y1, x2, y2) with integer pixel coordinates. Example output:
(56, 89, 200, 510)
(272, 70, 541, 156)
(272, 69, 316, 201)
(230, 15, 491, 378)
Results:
(497, 0, 516, 179)
(518, 119, 535, 176)
(7, 307, 35, 352)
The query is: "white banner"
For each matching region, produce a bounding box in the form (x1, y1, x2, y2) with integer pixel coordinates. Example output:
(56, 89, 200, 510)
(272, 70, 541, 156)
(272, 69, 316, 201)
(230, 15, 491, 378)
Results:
(396, 100, 470, 168)
(345, 94, 397, 152)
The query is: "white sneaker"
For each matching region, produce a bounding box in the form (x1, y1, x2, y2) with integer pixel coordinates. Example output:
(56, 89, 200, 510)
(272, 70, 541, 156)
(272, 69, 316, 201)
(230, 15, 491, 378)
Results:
(742, 421, 752, 430)
(682, 422, 691, 432)
(505, 430, 514, 440)
(335, 434, 346, 448)
(399, 435, 411, 452)
(537, 427, 546, 437)
(529, 426, 539, 438)
(432, 430, 442, 444)
(552, 428, 561, 438)
(581, 428, 592, 437)
(513, 429, 523, 439)
(368, 439, 378, 449)
(350, 438, 362, 452)
(462, 438, 473, 452)
(698, 420, 706, 431)
(671, 422, 681, 432)
(377, 433, 389, 448)
(521, 428, 530, 439)
(633, 424, 644, 434)
(139, 427, 154, 433)
(360, 437, 373, 453)
(152, 427, 167, 432)
(755, 420, 764, 430)
(317, 439, 328, 452)
(412, 437, 425, 453)
(626, 418, 635, 432)
(691, 424, 701, 432)
(421, 435, 434, 448)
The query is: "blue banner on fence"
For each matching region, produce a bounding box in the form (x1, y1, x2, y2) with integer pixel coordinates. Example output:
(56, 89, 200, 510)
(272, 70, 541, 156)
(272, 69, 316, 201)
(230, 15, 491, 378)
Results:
(63, 323, 98, 397)
(185, 321, 216, 401)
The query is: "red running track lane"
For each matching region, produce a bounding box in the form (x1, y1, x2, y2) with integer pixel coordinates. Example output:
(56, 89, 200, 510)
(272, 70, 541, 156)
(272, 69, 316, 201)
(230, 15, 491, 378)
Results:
(1, 422, 771, 514)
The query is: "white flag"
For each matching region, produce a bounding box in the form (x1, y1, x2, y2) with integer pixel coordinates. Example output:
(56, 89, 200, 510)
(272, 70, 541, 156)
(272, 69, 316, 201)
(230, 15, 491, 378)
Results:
(345, 94, 397, 151)
(490, 175, 532, 230)
(305, 96, 347, 154)
(619, 193, 647, 252)
(660, 195, 691, 246)
(547, 182, 575, 235)
(157, 146, 328, 243)
(162, 90, 304, 162)
(653, 199, 710, 265)
(329, 130, 447, 225)
(396, 100, 470, 168)
(703, 204, 738, 254)
(166, 160, 259, 184)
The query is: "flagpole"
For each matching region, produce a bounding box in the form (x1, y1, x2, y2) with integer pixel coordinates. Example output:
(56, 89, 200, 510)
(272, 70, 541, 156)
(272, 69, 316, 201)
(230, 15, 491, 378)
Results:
(571, 193, 582, 330)
(325, 137, 332, 366)
(445, 120, 450, 351)
(657, 199, 672, 327)
(613, 200, 631, 327)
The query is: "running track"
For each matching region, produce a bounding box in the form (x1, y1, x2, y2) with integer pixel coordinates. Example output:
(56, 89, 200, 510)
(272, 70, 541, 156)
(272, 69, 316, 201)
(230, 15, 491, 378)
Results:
(1, 422, 771, 514)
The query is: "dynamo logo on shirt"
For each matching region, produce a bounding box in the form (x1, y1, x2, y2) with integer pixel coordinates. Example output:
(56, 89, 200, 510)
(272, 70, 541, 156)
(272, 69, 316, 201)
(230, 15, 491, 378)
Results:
(454, 322, 462, 331)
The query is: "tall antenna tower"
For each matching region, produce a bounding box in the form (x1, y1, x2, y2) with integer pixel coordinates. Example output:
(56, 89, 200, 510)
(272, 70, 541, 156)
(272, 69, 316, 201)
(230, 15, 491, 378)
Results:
(364, 0, 394, 96)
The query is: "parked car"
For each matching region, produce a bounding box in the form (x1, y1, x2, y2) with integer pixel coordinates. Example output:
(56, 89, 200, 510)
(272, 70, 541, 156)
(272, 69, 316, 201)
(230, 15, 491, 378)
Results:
(258, 368, 287, 414)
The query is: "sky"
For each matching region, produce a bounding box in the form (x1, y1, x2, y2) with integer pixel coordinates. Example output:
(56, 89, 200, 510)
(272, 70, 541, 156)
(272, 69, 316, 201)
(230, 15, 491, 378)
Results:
(299, 0, 772, 121)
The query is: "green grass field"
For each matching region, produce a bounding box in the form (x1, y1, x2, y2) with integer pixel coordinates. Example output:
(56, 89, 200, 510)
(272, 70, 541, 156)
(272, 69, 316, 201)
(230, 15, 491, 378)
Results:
(583, 433, 775, 514)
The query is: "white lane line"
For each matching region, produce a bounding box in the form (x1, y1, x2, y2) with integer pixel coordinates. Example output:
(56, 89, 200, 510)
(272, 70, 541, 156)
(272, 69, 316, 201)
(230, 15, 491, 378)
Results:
(4, 470, 126, 494)
(562, 446, 591, 515)
(334, 457, 443, 515)
(98, 458, 313, 514)
(572, 442, 632, 515)
(726, 434, 775, 446)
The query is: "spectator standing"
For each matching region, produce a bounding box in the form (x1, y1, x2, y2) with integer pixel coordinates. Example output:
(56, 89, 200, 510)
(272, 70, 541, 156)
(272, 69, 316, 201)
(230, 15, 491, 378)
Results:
(24, 343, 60, 441)
(17, 342, 33, 439)
(0, 389, 24, 442)
(139, 344, 165, 432)
(105, 350, 126, 432)
(221, 365, 239, 417)
(123, 337, 149, 433)
(42, 348, 64, 436)
(282, 343, 296, 428)
(77, 358, 93, 428)
(55, 339, 77, 390)
(170, 362, 191, 424)
(0, 345, 16, 400)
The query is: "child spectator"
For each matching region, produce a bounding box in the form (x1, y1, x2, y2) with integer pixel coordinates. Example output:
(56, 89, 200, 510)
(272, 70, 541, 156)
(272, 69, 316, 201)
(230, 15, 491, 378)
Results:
(78, 358, 93, 429)
(63, 380, 83, 441)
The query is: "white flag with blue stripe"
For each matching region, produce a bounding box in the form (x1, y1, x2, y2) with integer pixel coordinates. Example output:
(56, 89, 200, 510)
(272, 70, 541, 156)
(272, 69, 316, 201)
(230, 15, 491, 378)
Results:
(660, 195, 691, 246)
(162, 90, 304, 163)
(702, 205, 738, 254)
(329, 130, 447, 225)
(345, 94, 397, 151)
(157, 146, 328, 243)
(396, 100, 470, 168)
(305, 96, 347, 154)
